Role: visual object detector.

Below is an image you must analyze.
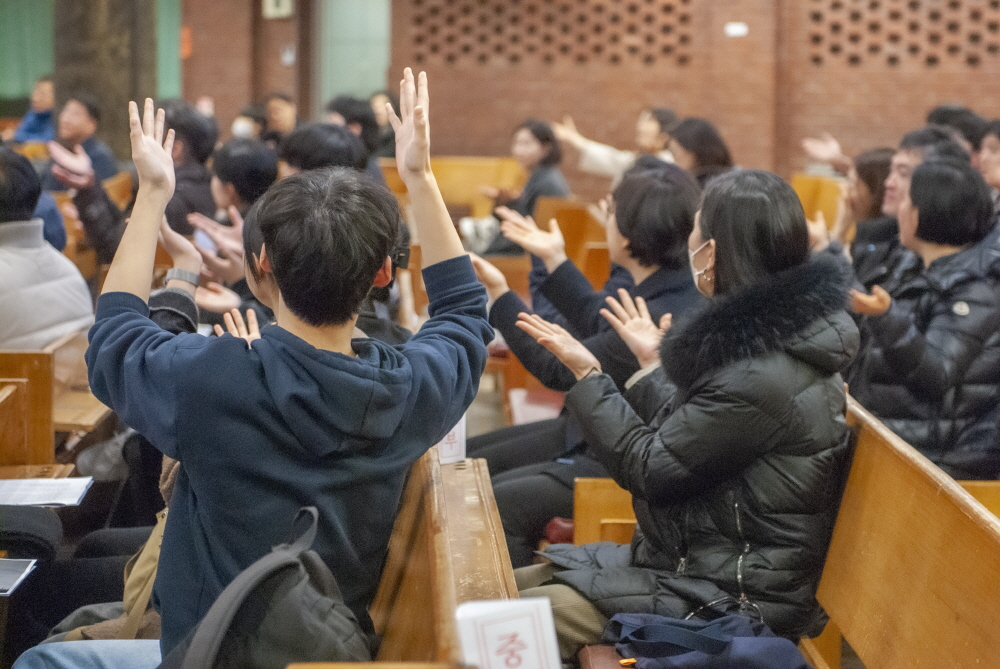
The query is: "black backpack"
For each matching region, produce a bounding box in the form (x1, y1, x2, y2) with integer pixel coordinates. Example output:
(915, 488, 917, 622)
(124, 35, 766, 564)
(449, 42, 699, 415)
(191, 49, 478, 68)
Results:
(158, 507, 373, 669)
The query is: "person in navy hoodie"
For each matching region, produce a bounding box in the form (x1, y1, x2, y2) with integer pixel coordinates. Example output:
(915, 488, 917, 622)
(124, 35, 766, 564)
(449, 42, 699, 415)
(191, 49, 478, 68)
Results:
(12, 68, 491, 669)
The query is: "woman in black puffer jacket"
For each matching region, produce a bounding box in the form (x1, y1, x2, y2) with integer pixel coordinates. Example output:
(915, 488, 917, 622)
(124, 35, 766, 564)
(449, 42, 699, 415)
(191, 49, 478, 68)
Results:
(514, 169, 859, 660)
(850, 158, 1000, 480)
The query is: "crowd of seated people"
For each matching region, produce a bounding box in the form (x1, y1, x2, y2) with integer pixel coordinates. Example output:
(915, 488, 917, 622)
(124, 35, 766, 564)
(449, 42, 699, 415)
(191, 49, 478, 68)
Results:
(3, 61, 1000, 669)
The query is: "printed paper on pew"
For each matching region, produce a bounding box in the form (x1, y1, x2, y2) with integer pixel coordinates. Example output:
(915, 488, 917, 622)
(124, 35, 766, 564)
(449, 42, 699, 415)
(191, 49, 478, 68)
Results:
(0, 477, 94, 507)
(455, 597, 561, 669)
(436, 413, 467, 465)
(0, 559, 37, 596)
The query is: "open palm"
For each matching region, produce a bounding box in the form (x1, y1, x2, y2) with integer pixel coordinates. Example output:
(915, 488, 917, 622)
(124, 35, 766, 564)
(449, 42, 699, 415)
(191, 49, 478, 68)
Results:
(600, 289, 671, 369)
(387, 68, 431, 182)
(129, 98, 175, 196)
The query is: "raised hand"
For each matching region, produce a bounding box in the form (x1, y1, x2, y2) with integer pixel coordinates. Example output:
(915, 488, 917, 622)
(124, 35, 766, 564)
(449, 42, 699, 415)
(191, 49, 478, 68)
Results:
(496, 206, 567, 272)
(600, 289, 670, 369)
(387, 68, 431, 184)
(196, 282, 243, 314)
(48, 141, 95, 189)
(214, 308, 261, 347)
(850, 286, 891, 316)
(806, 211, 830, 252)
(469, 253, 510, 301)
(158, 217, 202, 279)
(188, 207, 244, 258)
(129, 98, 175, 196)
(516, 312, 601, 381)
(552, 115, 584, 149)
(196, 243, 246, 286)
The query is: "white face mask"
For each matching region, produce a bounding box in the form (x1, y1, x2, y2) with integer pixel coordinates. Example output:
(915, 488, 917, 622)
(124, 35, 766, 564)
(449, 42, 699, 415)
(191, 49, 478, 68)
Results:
(689, 239, 712, 283)
(231, 117, 255, 139)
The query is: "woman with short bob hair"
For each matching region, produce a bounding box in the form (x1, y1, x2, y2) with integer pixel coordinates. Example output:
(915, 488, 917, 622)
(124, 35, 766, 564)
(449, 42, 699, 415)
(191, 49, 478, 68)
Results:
(668, 117, 734, 188)
(513, 169, 859, 660)
(851, 158, 1000, 479)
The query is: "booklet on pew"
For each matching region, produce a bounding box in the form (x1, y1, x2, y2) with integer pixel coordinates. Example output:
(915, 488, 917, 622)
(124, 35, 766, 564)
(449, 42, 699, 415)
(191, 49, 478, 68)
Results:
(436, 413, 467, 465)
(0, 559, 37, 596)
(455, 597, 562, 669)
(0, 477, 94, 507)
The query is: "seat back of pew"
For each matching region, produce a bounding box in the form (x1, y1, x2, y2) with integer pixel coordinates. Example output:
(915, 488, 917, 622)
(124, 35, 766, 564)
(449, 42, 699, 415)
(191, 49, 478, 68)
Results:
(51, 191, 98, 280)
(483, 253, 532, 302)
(535, 198, 607, 268)
(799, 398, 1000, 669)
(381, 156, 527, 219)
(572, 478, 636, 545)
(0, 349, 55, 465)
(790, 173, 842, 226)
(11, 141, 49, 162)
(958, 480, 1000, 516)
(102, 171, 133, 211)
(581, 242, 611, 291)
(0, 382, 29, 461)
(367, 450, 518, 663)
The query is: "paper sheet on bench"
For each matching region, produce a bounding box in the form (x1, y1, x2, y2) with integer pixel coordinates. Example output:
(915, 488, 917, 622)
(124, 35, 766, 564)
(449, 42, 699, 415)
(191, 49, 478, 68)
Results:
(437, 413, 467, 465)
(456, 598, 561, 669)
(0, 559, 37, 596)
(0, 477, 93, 506)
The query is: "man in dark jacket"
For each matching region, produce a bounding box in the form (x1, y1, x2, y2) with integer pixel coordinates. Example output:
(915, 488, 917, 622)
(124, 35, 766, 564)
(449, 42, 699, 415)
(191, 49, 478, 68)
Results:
(40, 94, 118, 191)
(850, 158, 1000, 479)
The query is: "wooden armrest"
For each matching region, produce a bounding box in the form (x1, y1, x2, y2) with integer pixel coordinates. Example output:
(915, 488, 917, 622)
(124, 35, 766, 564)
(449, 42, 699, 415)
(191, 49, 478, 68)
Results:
(52, 390, 111, 433)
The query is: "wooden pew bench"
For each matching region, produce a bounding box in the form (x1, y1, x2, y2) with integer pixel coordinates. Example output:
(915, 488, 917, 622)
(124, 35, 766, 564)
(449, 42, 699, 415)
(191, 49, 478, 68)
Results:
(292, 448, 517, 669)
(570, 399, 1000, 669)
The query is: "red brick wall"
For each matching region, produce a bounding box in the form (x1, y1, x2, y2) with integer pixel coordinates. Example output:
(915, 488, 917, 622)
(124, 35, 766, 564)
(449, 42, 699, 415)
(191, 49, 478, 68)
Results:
(388, 0, 1000, 199)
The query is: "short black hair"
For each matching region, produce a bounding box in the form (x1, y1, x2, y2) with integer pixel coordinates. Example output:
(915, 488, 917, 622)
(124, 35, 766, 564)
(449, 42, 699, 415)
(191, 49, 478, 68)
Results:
(612, 163, 700, 270)
(66, 92, 101, 124)
(853, 147, 895, 220)
(926, 104, 988, 151)
(213, 138, 278, 206)
(159, 99, 219, 165)
(264, 92, 293, 104)
(243, 167, 401, 326)
(279, 123, 368, 172)
(910, 158, 995, 247)
(900, 125, 970, 163)
(649, 107, 679, 135)
(239, 104, 267, 126)
(326, 95, 379, 155)
(698, 169, 809, 296)
(516, 119, 562, 166)
(0, 148, 43, 223)
(671, 118, 733, 177)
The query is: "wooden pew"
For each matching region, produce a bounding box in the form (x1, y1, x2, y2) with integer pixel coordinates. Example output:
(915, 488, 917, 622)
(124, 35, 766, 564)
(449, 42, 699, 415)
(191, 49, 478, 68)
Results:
(381, 156, 527, 219)
(0, 382, 29, 462)
(798, 398, 1000, 669)
(292, 449, 516, 668)
(50, 190, 98, 280)
(535, 198, 607, 267)
(102, 171, 133, 211)
(11, 141, 49, 162)
(790, 173, 843, 227)
(572, 478, 635, 545)
(958, 480, 1000, 517)
(581, 242, 611, 290)
(0, 330, 113, 465)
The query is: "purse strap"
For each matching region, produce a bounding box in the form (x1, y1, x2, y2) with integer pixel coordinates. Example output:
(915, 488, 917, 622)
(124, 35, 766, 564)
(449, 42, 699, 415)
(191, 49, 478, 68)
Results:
(120, 509, 169, 640)
(619, 621, 731, 656)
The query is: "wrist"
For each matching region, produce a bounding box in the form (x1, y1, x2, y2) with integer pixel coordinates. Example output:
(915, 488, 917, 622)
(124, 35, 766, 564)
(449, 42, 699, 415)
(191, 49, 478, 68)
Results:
(400, 170, 437, 191)
(574, 365, 602, 381)
(487, 284, 510, 302)
(543, 252, 568, 274)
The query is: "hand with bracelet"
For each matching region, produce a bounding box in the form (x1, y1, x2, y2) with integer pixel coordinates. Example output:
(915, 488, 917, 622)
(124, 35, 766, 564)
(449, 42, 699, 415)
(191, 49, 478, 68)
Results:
(158, 218, 202, 297)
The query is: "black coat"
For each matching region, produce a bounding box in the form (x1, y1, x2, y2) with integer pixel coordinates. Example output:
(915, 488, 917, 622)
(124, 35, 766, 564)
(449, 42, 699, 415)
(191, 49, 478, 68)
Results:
(851, 241, 1000, 479)
(543, 255, 859, 638)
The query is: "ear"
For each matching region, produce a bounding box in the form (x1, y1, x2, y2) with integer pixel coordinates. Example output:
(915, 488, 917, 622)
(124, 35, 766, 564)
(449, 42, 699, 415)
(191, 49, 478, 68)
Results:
(705, 239, 717, 268)
(347, 122, 363, 137)
(256, 244, 273, 274)
(171, 137, 186, 162)
(223, 182, 239, 208)
(372, 257, 393, 287)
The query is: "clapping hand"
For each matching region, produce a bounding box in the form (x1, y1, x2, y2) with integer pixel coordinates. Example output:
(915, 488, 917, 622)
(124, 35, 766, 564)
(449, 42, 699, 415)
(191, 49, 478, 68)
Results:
(600, 289, 670, 369)
(387, 68, 431, 185)
(469, 253, 510, 301)
(129, 99, 175, 196)
(190, 208, 247, 285)
(214, 308, 261, 347)
(849, 285, 891, 316)
(496, 206, 567, 272)
(196, 282, 243, 314)
(48, 141, 95, 189)
(158, 217, 202, 276)
(516, 313, 601, 381)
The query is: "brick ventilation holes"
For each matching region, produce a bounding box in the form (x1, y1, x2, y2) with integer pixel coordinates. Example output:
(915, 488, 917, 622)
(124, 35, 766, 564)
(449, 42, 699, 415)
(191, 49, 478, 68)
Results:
(809, 0, 1000, 67)
(409, 0, 693, 67)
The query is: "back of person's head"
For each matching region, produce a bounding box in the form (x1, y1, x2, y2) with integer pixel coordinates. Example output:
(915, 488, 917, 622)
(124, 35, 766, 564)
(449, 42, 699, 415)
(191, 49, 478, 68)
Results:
(671, 118, 733, 172)
(516, 119, 562, 166)
(900, 124, 970, 162)
(629, 154, 672, 173)
(910, 158, 994, 247)
(698, 169, 809, 295)
(853, 147, 894, 219)
(213, 138, 277, 206)
(243, 167, 401, 326)
(612, 163, 700, 270)
(649, 107, 679, 135)
(279, 123, 368, 172)
(159, 99, 219, 165)
(0, 148, 43, 223)
(326, 95, 380, 155)
(984, 119, 1000, 143)
(926, 104, 988, 151)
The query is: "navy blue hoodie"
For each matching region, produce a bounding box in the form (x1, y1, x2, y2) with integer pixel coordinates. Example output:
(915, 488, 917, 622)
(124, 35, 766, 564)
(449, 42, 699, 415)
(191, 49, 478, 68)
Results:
(86, 256, 492, 654)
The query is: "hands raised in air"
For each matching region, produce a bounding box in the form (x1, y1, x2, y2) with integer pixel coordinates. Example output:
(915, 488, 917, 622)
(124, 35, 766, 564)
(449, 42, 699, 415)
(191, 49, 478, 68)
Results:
(387, 68, 431, 185)
(516, 313, 601, 381)
(469, 253, 510, 302)
(129, 98, 175, 196)
(214, 308, 261, 347)
(600, 289, 671, 370)
(495, 206, 567, 273)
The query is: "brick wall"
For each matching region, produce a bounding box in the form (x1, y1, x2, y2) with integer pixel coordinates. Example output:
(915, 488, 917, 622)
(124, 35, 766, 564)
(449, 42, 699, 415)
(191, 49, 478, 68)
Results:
(388, 0, 1000, 200)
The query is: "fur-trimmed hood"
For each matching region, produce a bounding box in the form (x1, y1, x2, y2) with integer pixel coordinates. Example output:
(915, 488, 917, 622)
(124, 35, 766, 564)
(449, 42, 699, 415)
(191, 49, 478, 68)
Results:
(661, 254, 858, 390)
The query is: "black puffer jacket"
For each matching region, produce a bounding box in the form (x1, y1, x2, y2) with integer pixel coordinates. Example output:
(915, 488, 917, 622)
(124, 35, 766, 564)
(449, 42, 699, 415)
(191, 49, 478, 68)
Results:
(543, 255, 859, 638)
(851, 241, 1000, 479)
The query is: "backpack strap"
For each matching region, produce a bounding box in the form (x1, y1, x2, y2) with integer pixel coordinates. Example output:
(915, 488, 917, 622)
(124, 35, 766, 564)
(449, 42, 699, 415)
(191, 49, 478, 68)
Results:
(178, 507, 319, 669)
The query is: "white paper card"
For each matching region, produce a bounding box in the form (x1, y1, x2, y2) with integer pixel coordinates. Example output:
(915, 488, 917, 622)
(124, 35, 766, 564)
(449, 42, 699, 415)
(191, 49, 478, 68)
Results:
(0, 559, 37, 596)
(455, 598, 561, 669)
(436, 414, 467, 465)
(0, 477, 94, 507)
